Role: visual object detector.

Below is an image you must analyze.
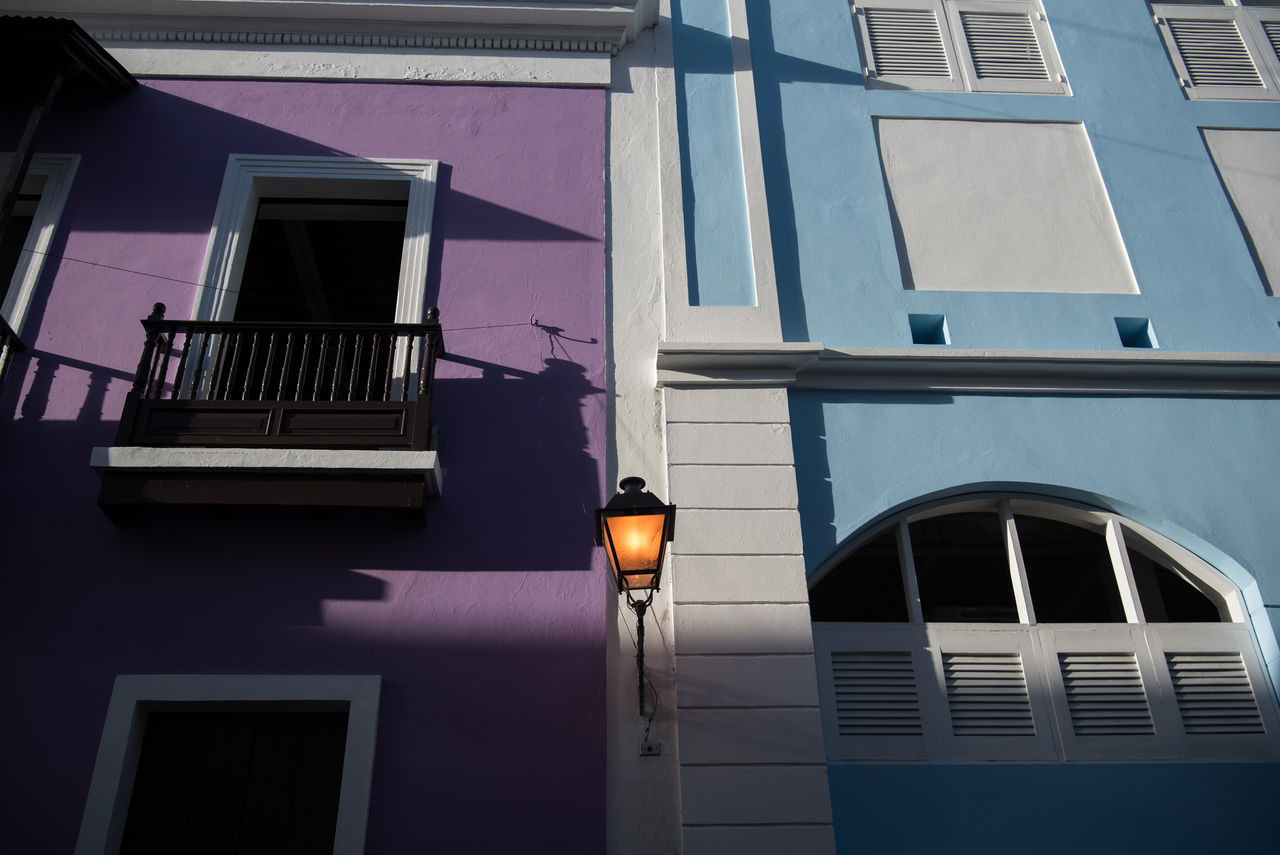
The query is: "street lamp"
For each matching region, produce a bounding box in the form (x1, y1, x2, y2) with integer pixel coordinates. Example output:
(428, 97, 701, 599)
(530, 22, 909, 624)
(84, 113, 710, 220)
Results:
(595, 476, 676, 716)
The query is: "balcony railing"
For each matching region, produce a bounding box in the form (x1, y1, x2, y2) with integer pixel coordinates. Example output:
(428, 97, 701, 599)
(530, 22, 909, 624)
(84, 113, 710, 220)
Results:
(0, 316, 24, 396)
(114, 303, 444, 451)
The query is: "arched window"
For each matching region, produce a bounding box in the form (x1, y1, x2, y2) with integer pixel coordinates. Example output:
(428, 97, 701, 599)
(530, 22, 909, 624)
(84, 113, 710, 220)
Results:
(810, 497, 1280, 762)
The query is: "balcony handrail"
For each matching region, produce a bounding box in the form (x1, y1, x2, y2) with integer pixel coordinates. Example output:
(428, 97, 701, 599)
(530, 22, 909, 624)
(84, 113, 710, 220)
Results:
(113, 302, 444, 450)
(128, 302, 444, 406)
(141, 316, 445, 336)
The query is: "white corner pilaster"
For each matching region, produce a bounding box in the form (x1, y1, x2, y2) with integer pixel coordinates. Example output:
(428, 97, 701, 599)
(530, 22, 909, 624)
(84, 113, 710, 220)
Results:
(607, 25, 683, 855)
(665, 385, 835, 855)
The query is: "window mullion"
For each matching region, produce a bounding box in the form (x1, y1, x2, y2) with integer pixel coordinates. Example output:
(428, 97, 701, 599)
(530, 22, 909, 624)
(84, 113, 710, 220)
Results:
(1105, 518, 1147, 623)
(999, 499, 1036, 624)
(897, 519, 926, 623)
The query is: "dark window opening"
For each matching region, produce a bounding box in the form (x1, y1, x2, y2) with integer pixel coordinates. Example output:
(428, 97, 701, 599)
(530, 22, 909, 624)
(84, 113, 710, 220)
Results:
(1128, 537, 1225, 622)
(911, 512, 1019, 622)
(120, 707, 349, 855)
(235, 197, 408, 323)
(809, 504, 1234, 628)
(1018, 515, 1126, 622)
(225, 196, 409, 400)
(810, 528, 909, 621)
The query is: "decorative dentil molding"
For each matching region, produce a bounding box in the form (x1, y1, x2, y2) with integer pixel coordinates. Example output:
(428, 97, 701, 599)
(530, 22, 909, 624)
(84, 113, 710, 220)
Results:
(10, 1, 658, 55)
(88, 27, 618, 55)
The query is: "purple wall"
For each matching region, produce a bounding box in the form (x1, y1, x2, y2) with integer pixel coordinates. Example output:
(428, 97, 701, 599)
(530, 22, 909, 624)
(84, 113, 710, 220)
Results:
(0, 79, 607, 851)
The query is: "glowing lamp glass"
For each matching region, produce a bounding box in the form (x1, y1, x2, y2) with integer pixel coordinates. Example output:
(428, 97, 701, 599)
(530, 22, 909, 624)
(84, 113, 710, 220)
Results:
(595, 477, 676, 597)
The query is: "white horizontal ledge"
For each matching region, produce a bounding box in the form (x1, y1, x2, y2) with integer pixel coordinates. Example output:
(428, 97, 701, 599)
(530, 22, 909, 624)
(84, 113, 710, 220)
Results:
(90, 446, 443, 495)
(102, 45, 612, 86)
(657, 343, 1280, 396)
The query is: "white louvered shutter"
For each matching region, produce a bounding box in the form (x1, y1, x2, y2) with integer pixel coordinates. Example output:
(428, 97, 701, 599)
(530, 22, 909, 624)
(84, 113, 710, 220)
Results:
(949, 1, 1065, 93)
(1170, 18, 1262, 86)
(1153, 6, 1279, 100)
(854, 1, 1066, 93)
(1263, 19, 1280, 66)
(813, 625, 936, 760)
(1166, 652, 1265, 734)
(1145, 625, 1280, 760)
(1243, 10, 1280, 91)
(833, 651, 925, 737)
(1037, 627, 1175, 761)
(942, 652, 1037, 735)
(855, 1, 963, 91)
(1059, 652, 1156, 736)
(924, 627, 1059, 761)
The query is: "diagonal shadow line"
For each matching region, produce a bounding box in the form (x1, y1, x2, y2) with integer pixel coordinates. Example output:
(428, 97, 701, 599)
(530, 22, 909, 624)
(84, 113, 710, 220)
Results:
(436, 351, 539, 380)
(445, 190, 600, 242)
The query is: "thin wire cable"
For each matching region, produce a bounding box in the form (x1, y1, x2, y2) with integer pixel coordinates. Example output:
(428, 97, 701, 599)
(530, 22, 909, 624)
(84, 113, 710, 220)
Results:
(10, 246, 532, 332)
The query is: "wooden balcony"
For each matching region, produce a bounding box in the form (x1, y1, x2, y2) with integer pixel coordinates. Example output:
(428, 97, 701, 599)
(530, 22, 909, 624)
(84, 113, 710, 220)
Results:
(95, 303, 445, 515)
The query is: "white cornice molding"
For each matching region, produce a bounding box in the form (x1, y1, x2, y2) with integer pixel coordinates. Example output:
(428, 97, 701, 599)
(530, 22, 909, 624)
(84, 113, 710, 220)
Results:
(7, 1, 658, 54)
(656, 342, 1280, 396)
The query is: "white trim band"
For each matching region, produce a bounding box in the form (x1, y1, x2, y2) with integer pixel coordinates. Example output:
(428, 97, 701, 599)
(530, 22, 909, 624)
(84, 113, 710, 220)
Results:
(657, 342, 1280, 395)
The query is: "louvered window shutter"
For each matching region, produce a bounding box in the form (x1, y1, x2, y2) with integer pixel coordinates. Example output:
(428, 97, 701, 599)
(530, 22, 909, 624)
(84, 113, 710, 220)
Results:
(1037, 628, 1174, 761)
(948, 1, 1066, 93)
(854, 1, 1066, 93)
(855, 2, 963, 91)
(1264, 20, 1280, 65)
(1058, 652, 1155, 736)
(942, 652, 1036, 735)
(833, 651, 924, 738)
(814, 625, 936, 761)
(1170, 18, 1263, 86)
(810, 500, 1280, 764)
(960, 11, 1048, 80)
(1153, 6, 1280, 100)
(1147, 626, 1280, 759)
(1166, 652, 1265, 735)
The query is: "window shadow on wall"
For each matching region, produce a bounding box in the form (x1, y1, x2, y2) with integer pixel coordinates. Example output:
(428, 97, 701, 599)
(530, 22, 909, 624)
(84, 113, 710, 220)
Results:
(0, 348, 604, 628)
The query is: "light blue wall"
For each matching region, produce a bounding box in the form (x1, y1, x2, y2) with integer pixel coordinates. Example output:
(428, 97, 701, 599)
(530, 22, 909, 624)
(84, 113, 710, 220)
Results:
(829, 763, 1280, 853)
(671, 2, 1280, 849)
(790, 390, 1280, 682)
(737, 0, 1280, 349)
(673, 0, 756, 306)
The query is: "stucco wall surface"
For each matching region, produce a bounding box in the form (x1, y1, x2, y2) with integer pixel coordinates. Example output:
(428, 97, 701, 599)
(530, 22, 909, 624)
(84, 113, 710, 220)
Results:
(672, 0, 756, 307)
(829, 762, 1280, 853)
(0, 78, 607, 852)
(791, 390, 1280, 682)
(735, 0, 1280, 350)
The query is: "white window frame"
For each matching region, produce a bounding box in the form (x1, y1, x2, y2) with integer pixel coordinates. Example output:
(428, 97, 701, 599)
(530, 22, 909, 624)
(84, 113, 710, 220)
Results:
(812, 496, 1280, 763)
(1152, 2, 1280, 100)
(853, 0, 1069, 94)
(74, 674, 381, 855)
(0, 153, 80, 337)
(195, 155, 439, 325)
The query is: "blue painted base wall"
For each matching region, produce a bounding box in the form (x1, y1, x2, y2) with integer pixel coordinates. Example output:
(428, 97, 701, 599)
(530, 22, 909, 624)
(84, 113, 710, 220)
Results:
(830, 763, 1280, 854)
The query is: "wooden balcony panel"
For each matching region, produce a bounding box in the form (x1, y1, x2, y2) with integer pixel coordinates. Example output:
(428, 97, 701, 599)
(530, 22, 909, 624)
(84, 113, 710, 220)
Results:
(112, 304, 442, 450)
(121, 398, 429, 450)
(97, 304, 445, 515)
